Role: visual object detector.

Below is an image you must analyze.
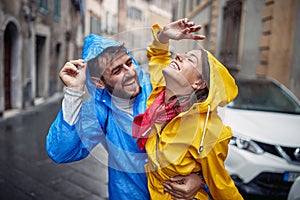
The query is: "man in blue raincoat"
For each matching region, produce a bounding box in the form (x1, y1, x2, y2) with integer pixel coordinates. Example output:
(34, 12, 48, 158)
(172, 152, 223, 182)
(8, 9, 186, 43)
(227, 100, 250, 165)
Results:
(46, 19, 205, 200)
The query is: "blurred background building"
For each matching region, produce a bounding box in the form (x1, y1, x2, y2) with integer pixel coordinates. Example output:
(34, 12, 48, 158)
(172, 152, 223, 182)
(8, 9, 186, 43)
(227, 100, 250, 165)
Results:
(0, 0, 173, 117)
(0, 0, 299, 117)
(172, 0, 300, 98)
(0, 0, 84, 116)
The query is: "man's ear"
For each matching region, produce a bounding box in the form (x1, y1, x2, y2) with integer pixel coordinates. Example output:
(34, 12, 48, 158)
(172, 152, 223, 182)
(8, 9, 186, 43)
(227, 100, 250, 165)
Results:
(192, 80, 207, 90)
(91, 77, 105, 89)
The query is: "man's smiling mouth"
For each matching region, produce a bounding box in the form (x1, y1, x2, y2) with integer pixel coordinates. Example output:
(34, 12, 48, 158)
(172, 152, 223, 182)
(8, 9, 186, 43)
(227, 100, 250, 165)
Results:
(123, 79, 135, 86)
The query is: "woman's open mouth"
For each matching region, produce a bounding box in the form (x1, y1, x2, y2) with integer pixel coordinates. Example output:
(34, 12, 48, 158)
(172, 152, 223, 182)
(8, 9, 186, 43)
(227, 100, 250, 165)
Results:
(169, 61, 180, 71)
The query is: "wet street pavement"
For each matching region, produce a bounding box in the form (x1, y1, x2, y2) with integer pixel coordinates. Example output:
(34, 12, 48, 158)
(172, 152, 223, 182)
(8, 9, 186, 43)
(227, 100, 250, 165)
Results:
(0, 94, 108, 200)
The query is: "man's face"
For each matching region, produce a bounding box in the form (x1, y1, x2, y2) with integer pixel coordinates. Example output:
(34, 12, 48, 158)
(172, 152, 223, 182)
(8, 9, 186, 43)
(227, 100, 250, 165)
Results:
(100, 52, 141, 99)
(162, 50, 203, 96)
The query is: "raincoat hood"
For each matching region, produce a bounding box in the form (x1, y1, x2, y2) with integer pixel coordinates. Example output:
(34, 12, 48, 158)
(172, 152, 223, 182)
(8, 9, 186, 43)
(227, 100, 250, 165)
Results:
(82, 34, 121, 96)
(81, 34, 147, 97)
(187, 49, 238, 159)
(197, 50, 238, 112)
(82, 34, 122, 62)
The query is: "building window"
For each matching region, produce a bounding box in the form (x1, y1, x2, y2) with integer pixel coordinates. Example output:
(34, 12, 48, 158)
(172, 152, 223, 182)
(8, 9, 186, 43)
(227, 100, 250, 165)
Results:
(54, 0, 61, 21)
(128, 7, 142, 21)
(220, 0, 242, 70)
(90, 16, 101, 35)
(39, 0, 48, 14)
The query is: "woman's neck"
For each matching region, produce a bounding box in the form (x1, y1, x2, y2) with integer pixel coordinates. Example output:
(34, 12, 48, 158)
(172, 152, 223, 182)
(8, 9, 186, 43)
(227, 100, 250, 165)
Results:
(164, 89, 175, 104)
(164, 88, 194, 104)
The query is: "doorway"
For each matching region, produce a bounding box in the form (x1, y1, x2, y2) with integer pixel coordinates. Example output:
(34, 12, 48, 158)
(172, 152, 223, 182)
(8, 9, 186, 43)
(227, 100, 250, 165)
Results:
(4, 22, 19, 110)
(35, 35, 46, 98)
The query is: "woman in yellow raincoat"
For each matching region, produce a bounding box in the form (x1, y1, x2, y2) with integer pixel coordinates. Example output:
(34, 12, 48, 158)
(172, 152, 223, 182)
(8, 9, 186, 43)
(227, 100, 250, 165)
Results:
(133, 22, 244, 200)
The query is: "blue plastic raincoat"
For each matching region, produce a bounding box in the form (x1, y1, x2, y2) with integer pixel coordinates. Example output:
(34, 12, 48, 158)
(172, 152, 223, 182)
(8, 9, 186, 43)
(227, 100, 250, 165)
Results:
(46, 33, 164, 199)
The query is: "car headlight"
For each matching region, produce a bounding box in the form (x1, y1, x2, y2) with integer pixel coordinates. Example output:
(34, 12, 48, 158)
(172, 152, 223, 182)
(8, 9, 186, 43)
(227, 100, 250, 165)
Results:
(229, 136, 264, 154)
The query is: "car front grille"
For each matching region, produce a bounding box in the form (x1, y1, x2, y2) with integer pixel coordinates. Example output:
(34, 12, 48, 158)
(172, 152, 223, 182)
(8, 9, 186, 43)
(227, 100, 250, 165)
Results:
(256, 141, 300, 165)
(233, 172, 293, 198)
(253, 172, 292, 192)
(256, 141, 281, 157)
(280, 146, 300, 163)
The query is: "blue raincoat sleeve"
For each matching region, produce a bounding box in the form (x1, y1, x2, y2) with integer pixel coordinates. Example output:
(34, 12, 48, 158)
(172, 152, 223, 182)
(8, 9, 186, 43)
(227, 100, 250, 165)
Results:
(46, 96, 107, 163)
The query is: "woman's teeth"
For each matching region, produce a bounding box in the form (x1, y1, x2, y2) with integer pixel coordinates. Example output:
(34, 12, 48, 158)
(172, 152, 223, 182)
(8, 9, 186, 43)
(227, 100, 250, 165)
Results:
(170, 62, 179, 70)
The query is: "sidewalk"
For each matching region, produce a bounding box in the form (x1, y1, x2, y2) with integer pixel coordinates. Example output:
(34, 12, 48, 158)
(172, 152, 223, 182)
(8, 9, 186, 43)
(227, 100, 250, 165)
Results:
(0, 94, 108, 200)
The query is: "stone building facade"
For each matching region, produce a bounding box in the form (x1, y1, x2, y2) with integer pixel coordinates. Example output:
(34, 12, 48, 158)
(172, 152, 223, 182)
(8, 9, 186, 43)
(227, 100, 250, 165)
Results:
(0, 0, 84, 116)
(172, 0, 300, 98)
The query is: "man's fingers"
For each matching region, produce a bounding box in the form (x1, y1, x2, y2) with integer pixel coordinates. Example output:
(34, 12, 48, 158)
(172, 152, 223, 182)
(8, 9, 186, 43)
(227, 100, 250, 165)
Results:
(62, 62, 78, 74)
(69, 59, 85, 69)
(69, 59, 85, 65)
(163, 181, 173, 191)
(79, 62, 87, 73)
(170, 175, 185, 182)
(172, 197, 188, 200)
(63, 59, 86, 73)
(163, 180, 187, 196)
(164, 180, 196, 200)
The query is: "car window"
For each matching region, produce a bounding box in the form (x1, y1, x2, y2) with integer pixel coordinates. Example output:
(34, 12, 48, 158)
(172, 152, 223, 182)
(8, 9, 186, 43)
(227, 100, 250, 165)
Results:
(228, 79, 300, 114)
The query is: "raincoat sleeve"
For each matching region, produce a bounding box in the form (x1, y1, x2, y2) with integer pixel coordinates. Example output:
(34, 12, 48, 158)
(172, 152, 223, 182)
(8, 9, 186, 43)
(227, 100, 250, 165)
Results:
(46, 96, 107, 163)
(200, 129, 244, 200)
(147, 24, 172, 88)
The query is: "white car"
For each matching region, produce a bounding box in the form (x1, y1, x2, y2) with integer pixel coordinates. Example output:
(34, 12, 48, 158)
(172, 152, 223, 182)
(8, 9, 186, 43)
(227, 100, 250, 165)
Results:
(219, 77, 300, 199)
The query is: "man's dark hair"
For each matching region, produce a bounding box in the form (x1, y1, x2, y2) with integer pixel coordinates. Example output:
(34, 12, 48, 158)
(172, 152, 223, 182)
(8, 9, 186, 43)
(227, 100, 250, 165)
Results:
(87, 44, 127, 80)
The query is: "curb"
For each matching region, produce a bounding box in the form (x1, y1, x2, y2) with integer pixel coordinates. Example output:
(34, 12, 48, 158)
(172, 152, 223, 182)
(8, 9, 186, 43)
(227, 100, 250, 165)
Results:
(0, 93, 63, 128)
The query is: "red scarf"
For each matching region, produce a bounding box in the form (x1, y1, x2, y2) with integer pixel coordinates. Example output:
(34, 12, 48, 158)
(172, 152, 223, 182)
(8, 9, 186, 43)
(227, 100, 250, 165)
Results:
(132, 90, 192, 150)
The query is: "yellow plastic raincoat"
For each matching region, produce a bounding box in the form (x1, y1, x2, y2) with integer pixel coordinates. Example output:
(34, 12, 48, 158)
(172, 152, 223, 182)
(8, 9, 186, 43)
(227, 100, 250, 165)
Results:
(144, 24, 243, 200)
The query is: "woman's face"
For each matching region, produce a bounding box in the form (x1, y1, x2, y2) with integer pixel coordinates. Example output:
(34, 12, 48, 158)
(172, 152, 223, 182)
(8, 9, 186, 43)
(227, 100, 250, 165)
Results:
(162, 49, 204, 96)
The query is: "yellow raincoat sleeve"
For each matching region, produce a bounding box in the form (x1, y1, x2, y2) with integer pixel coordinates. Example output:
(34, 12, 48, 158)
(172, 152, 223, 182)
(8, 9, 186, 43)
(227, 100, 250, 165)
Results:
(200, 133, 244, 200)
(147, 24, 172, 88)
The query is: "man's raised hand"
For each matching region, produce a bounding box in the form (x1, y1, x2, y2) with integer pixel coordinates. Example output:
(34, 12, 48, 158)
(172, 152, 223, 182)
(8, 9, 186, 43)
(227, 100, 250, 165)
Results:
(59, 59, 86, 91)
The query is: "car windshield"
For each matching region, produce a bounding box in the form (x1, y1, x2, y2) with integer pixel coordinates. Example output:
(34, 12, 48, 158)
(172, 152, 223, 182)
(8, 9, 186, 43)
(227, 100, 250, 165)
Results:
(228, 79, 300, 114)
